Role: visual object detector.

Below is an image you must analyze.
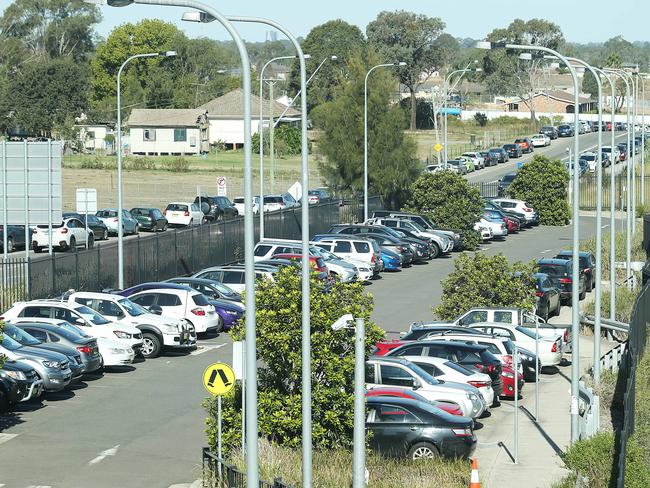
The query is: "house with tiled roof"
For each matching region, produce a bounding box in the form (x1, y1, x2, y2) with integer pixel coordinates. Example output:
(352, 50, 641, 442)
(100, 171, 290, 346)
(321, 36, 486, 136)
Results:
(503, 90, 595, 114)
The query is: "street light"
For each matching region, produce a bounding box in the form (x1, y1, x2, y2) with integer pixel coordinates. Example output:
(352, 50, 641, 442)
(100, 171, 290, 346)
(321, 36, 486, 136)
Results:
(364, 61, 406, 221)
(115, 50, 176, 289)
(636, 72, 646, 207)
(477, 39, 583, 443)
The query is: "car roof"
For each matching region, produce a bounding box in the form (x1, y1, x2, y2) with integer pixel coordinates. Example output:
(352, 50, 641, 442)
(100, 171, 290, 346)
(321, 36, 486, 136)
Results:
(125, 282, 193, 292)
(556, 250, 592, 258)
(469, 321, 519, 329)
(538, 257, 571, 265)
(392, 340, 488, 352)
(166, 277, 222, 286)
(131, 287, 196, 296)
(166, 202, 193, 205)
(70, 291, 122, 300)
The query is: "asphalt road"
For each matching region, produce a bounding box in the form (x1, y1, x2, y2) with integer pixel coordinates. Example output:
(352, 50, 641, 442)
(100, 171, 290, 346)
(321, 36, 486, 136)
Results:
(0, 213, 622, 488)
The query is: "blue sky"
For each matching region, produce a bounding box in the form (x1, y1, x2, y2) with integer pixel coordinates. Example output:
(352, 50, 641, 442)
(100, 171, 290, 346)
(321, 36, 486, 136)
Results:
(0, 0, 647, 44)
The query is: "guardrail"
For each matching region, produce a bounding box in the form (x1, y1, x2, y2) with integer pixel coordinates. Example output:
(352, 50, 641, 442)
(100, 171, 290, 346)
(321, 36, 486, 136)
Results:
(577, 380, 600, 440)
(202, 448, 293, 488)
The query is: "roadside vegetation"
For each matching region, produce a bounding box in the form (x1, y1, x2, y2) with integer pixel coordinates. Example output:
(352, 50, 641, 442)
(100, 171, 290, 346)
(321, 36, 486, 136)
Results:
(578, 228, 645, 283)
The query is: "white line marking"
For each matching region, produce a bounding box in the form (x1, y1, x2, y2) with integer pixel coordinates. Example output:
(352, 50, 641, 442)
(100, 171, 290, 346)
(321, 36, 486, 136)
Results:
(540, 249, 553, 254)
(26, 485, 52, 488)
(88, 444, 120, 465)
(0, 434, 18, 445)
(190, 344, 227, 356)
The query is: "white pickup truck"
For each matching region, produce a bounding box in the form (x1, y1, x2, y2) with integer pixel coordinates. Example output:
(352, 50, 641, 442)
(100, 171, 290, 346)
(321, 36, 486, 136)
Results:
(410, 307, 572, 353)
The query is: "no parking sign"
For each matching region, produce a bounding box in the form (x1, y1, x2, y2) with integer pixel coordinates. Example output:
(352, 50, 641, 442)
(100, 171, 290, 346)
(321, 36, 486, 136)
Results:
(216, 176, 227, 196)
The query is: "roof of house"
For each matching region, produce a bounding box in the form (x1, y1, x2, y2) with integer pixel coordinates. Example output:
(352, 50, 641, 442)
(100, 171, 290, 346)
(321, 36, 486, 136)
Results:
(506, 90, 592, 105)
(199, 88, 300, 119)
(127, 109, 207, 127)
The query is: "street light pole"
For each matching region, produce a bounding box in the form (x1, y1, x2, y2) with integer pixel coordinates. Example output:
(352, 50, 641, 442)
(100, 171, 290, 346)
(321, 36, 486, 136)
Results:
(364, 62, 405, 222)
(639, 73, 646, 207)
(116, 50, 176, 289)
(442, 63, 481, 162)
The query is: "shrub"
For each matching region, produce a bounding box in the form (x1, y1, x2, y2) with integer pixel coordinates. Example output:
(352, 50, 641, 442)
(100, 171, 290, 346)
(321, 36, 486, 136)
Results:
(164, 157, 190, 173)
(205, 267, 384, 453)
(80, 156, 105, 169)
(252, 125, 307, 156)
(433, 253, 536, 320)
(125, 156, 156, 171)
(507, 155, 570, 225)
(474, 112, 488, 127)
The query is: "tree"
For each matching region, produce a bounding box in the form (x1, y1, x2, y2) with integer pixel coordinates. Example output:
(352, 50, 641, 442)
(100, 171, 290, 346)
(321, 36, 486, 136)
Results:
(507, 155, 570, 226)
(367, 10, 447, 130)
(404, 171, 484, 250)
(288, 20, 366, 112)
(482, 19, 564, 123)
(311, 52, 420, 209)
(205, 267, 384, 452)
(433, 253, 536, 320)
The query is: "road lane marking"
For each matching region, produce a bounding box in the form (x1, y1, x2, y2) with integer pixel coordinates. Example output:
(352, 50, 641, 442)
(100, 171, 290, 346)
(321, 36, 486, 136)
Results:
(190, 344, 227, 356)
(88, 444, 120, 465)
(0, 434, 18, 445)
(540, 249, 553, 254)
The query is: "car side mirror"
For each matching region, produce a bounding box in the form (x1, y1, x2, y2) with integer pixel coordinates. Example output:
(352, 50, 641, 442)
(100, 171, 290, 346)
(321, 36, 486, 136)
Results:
(75, 317, 85, 326)
(148, 305, 163, 315)
(412, 378, 422, 390)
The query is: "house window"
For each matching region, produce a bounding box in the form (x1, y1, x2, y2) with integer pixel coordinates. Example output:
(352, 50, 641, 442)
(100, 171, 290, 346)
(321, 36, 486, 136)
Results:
(143, 129, 156, 141)
(174, 128, 187, 142)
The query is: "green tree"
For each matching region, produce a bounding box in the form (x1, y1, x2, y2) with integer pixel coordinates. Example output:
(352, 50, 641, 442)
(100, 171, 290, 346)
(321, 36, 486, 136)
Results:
(367, 10, 448, 130)
(205, 267, 384, 452)
(288, 20, 367, 112)
(507, 155, 570, 225)
(312, 53, 420, 209)
(404, 171, 484, 250)
(482, 19, 564, 123)
(433, 253, 536, 320)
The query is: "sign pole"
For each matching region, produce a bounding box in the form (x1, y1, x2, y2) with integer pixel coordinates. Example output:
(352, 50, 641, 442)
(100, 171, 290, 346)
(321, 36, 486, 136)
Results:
(535, 319, 539, 421)
(514, 346, 519, 464)
(218, 394, 222, 476)
(85, 189, 89, 249)
(2, 141, 7, 261)
(48, 141, 53, 255)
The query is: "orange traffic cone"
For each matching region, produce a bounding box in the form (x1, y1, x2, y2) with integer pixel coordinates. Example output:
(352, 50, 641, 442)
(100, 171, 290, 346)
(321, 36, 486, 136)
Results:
(469, 457, 480, 488)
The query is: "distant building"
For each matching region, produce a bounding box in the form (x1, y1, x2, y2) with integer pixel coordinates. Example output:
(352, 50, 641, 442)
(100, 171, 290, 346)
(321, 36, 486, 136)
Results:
(503, 90, 594, 114)
(126, 109, 209, 156)
(76, 124, 113, 153)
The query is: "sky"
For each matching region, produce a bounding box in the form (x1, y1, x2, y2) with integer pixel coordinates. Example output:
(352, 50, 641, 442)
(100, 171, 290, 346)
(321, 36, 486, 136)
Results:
(0, 0, 647, 44)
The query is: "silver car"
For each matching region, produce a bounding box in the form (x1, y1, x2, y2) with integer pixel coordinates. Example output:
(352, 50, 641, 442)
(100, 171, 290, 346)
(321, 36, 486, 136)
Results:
(96, 209, 140, 236)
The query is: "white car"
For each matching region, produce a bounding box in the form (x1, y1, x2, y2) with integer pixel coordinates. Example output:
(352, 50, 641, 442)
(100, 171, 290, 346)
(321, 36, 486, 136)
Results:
(3, 301, 144, 352)
(311, 241, 374, 282)
(310, 246, 358, 283)
(401, 355, 495, 407)
(164, 202, 204, 227)
(364, 218, 456, 254)
(97, 337, 135, 367)
(67, 292, 196, 358)
(461, 152, 485, 170)
(469, 322, 563, 367)
(491, 198, 538, 225)
(473, 223, 493, 242)
(128, 288, 221, 334)
(193, 266, 276, 294)
(31, 218, 94, 253)
(366, 357, 487, 419)
(311, 236, 382, 275)
(531, 134, 551, 147)
(601, 146, 621, 164)
(477, 217, 507, 237)
(233, 196, 258, 216)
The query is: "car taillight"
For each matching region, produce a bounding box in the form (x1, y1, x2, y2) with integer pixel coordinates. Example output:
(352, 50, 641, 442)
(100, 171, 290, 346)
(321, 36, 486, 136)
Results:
(184, 211, 190, 216)
(76, 345, 92, 354)
(502, 355, 513, 365)
(485, 364, 496, 373)
(451, 427, 473, 437)
(61, 228, 68, 234)
(559, 277, 572, 284)
(564, 329, 569, 343)
(371, 254, 376, 263)
(191, 308, 206, 316)
(32, 228, 37, 234)
(535, 291, 544, 297)
(552, 341, 558, 353)
(468, 380, 490, 388)
(111, 218, 118, 222)
(524, 207, 532, 212)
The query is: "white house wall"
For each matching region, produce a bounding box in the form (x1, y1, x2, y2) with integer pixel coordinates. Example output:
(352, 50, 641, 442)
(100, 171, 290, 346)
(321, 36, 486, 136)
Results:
(129, 127, 203, 155)
(208, 119, 261, 146)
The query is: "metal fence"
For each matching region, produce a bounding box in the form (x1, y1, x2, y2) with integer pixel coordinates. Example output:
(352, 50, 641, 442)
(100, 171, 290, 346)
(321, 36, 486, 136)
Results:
(202, 448, 293, 488)
(338, 195, 383, 224)
(469, 181, 500, 198)
(0, 257, 29, 311)
(579, 175, 650, 211)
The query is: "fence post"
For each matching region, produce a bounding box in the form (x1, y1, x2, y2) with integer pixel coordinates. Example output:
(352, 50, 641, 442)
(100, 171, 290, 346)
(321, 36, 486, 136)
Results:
(174, 230, 178, 276)
(137, 234, 141, 285)
(75, 248, 79, 290)
(155, 233, 160, 281)
(97, 245, 101, 291)
(51, 253, 56, 298)
(26, 257, 31, 300)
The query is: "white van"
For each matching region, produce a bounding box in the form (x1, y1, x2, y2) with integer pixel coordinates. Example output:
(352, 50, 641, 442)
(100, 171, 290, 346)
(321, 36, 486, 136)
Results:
(312, 235, 382, 275)
(192, 266, 276, 294)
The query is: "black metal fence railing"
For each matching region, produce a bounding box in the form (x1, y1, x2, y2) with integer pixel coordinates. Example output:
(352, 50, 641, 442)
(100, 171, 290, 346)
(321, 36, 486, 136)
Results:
(613, 281, 649, 487)
(0, 257, 29, 312)
(202, 448, 293, 488)
(469, 181, 500, 198)
(579, 175, 650, 211)
(338, 195, 383, 224)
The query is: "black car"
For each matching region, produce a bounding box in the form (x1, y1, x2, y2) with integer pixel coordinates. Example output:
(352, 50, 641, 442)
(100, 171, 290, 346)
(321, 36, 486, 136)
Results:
(63, 212, 110, 241)
(514, 137, 534, 154)
(502, 144, 522, 158)
(366, 396, 477, 460)
(534, 272, 561, 321)
(328, 224, 433, 259)
(555, 250, 596, 292)
(491, 147, 509, 163)
(537, 258, 587, 302)
(130, 207, 168, 232)
(557, 125, 574, 137)
(362, 232, 417, 264)
(0, 224, 29, 252)
(0, 359, 42, 407)
(194, 196, 239, 221)
(385, 340, 503, 397)
(480, 151, 498, 167)
(615, 122, 626, 131)
(497, 173, 517, 197)
(165, 277, 242, 302)
(0, 373, 21, 412)
(400, 325, 488, 341)
(540, 126, 558, 140)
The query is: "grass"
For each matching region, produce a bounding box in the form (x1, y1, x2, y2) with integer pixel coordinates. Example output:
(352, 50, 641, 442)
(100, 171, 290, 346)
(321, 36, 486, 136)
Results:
(577, 228, 645, 283)
(225, 438, 470, 488)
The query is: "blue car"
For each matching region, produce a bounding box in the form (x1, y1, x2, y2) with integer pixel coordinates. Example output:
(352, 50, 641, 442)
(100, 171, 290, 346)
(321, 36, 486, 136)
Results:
(212, 299, 245, 330)
(381, 248, 402, 271)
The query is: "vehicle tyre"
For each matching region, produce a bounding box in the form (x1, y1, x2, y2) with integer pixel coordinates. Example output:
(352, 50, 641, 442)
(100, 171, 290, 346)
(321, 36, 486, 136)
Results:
(102, 229, 108, 240)
(87, 235, 94, 249)
(134, 224, 139, 235)
(408, 442, 439, 460)
(7, 237, 14, 253)
(543, 304, 549, 322)
(68, 236, 76, 251)
(189, 219, 194, 227)
(0, 390, 8, 413)
(201, 217, 207, 225)
(579, 284, 586, 300)
(429, 243, 440, 259)
(140, 332, 162, 358)
(33, 245, 42, 253)
(162, 223, 168, 232)
(554, 298, 561, 317)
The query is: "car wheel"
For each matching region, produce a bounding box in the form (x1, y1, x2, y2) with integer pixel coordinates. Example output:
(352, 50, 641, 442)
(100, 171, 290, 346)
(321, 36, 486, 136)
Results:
(134, 224, 139, 236)
(68, 236, 76, 251)
(33, 245, 42, 253)
(0, 389, 9, 413)
(162, 223, 168, 232)
(140, 332, 162, 358)
(189, 219, 194, 227)
(554, 298, 561, 317)
(87, 235, 94, 249)
(102, 229, 108, 240)
(429, 243, 440, 259)
(408, 442, 439, 460)
(579, 283, 586, 300)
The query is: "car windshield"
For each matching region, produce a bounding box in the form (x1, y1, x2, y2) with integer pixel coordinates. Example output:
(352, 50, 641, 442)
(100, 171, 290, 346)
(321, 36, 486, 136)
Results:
(443, 360, 474, 376)
(74, 306, 111, 325)
(4, 325, 41, 346)
(118, 298, 147, 317)
(130, 208, 149, 216)
(97, 210, 117, 218)
(1, 334, 23, 351)
(58, 321, 91, 338)
(538, 264, 565, 276)
(166, 204, 188, 212)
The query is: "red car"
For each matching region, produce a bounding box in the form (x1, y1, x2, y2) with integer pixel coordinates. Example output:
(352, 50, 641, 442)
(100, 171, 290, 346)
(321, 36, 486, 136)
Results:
(504, 216, 520, 234)
(272, 253, 328, 278)
(374, 339, 404, 356)
(365, 387, 464, 416)
(500, 365, 524, 399)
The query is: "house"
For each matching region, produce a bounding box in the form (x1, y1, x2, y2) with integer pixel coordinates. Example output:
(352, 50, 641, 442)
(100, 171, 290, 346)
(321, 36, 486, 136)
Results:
(503, 90, 595, 114)
(76, 124, 113, 154)
(126, 109, 209, 156)
(198, 88, 300, 149)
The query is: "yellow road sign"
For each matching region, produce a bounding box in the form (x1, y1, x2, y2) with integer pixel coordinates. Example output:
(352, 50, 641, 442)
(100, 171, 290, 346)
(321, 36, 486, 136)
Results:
(433, 143, 443, 152)
(203, 362, 235, 396)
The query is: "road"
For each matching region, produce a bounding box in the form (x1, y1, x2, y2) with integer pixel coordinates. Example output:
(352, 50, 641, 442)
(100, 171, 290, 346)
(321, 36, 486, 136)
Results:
(0, 213, 621, 488)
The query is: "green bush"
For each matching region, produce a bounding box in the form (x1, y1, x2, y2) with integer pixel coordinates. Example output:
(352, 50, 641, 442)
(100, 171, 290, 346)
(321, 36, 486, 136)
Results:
(205, 267, 385, 453)
(125, 156, 156, 171)
(163, 157, 190, 173)
(474, 112, 488, 127)
(80, 156, 105, 169)
(433, 253, 536, 320)
(404, 171, 484, 250)
(507, 155, 570, 225)
(252, 125, 307, 157)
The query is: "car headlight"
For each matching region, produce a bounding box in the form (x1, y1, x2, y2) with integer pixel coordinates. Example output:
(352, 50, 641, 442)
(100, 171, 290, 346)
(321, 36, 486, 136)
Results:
(467, 392, 478, 400)
(42, 360, 61, 369)
(164, 324, 180, 334)
(113, 331, 132, 339)
(225, 310, 239, 316)
(6, 370, 27, 381)
(503, 371, 515, 378)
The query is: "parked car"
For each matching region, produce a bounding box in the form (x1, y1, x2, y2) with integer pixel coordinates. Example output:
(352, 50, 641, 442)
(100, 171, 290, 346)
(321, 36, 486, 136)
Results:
(501, 364, 525, 399)
(361, 233, 416, 265)
(531, 134, 550, 147)
(479, 150, 498, 167)
(307, 189, 332, 205)
(308, 247, 359, 282)
(537, 258, 587, 302)
(424, 163, 443, 173)
(539, 126, 558, 139)
(191, 266, 277, 294)
(371, 211, 461, 250)
(312, 235, 382, 276)
(0, 359, 43, 405)
(365, 387, 463, 416)
(534, 272, 561, 321)
(555, 250, 596, 292)
(0, 225, 29, 253)
(379, 248, 402, 271)
(364, 218, 453, 257)
(63, 212, 109, 241)
(480, 211, 508, 237)
(502, 144, 522, 158)
(31, 218, 94, 253)
(0, 368, 24, 410)
(194, 195, 238, 221)
(233, 196, 258, 216)
(96, 209, 139, 236)
(491, 147, 509, 163)
(262, 193, 300, 211)
(365, 396, 477, 460)
(272, 253, 329, 280)
(490, 198, 539, 226)
(130, 207, 168, 232)
(165, 277, 242, 302)
(445, 160, 467, 175)
(461, 152, 485, 170)
(310, 241, 375, 282)
(557, 124, 574, 137)
(514, 137, 534, 153)
(164, 202, 204, 227)
(497, 173, 517, 197)
(601, 146, 621, 164)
